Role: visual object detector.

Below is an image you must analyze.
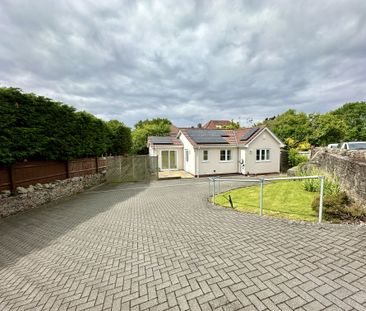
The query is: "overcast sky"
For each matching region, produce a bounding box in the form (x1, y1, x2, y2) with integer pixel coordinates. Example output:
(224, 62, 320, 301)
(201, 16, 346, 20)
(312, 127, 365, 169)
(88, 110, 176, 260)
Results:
(1, 1, 365, 127)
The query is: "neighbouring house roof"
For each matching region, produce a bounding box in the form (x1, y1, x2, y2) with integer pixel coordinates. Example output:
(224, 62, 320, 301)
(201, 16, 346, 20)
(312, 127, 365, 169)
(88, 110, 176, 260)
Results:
(202, 120, 232, 129)
(148, 136, 182, 146)
(170, 124, 180, 135)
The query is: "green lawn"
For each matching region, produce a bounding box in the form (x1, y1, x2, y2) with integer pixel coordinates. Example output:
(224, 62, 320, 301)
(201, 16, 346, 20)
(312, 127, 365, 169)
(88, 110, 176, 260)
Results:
(214, 181, 318, 222)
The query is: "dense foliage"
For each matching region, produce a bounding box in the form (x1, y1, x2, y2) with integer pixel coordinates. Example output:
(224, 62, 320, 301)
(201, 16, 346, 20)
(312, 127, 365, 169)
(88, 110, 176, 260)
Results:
(312, 193, 366, 223)
(106, 120, 132, 156)
(296, 167, 366, 223)
(0, 87, 132, 165)
(132, 118, 171, 154)
(261, 102, 366, 148)
(331, 102, 366, 141)
(221, 120, 240, 129)
(288, 149, 308, 167)
(298, 167, 341, 196)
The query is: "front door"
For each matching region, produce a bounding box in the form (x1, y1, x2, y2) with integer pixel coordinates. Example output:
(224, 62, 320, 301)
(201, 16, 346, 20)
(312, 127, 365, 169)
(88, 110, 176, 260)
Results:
(161, 150, 177, 170)
(240, 150, 246, 174)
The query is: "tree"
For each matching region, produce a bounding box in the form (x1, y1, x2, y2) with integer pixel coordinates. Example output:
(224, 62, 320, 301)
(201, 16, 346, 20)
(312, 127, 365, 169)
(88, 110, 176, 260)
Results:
(308, 113, 348, 146)
(261, 109, 312, 147)
(132, 118, 172, 154)
(135, 118, 171, 129)
(106, 120, 132, 155)
(331, 102, 366, 141)
(221, 120, 240, 129)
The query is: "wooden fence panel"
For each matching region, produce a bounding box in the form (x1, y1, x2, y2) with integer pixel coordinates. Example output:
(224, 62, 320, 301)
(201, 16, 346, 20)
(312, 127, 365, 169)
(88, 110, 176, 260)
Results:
(97, 157, 107, 172)
(0, 166, 11, 191)
(68, 158, 96, 177)
(13, 161, 67, 189)
(0, 157, 107, 191)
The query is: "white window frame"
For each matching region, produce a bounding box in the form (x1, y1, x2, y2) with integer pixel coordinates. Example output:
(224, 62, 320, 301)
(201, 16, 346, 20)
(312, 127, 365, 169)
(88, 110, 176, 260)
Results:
(185, 149, 189, 162)
(161, 150, 178, 170)
(203, 150, 208, 162)
(256, 149, 271, 162)
(220, 149, 232, 162)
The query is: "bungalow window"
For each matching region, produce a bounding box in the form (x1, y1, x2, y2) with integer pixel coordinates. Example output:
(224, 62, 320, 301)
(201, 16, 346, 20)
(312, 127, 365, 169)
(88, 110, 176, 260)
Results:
(256, 149, 270, 161)
(220, 149, 231, 161)
(203, 150, 208, 161)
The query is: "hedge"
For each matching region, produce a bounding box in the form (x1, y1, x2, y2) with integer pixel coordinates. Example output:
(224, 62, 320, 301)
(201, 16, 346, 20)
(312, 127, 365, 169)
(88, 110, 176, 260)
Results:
(0, 87, 131, 165)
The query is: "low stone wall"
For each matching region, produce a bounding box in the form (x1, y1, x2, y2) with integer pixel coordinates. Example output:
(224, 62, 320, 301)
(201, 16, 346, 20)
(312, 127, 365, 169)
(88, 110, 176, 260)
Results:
(311, 148, 366, 205)
(0, 173, 106, 218)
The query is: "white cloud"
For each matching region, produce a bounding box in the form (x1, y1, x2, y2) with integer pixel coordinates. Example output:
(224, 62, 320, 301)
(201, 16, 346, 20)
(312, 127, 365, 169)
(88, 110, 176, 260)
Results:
(0, 0, 365, 127)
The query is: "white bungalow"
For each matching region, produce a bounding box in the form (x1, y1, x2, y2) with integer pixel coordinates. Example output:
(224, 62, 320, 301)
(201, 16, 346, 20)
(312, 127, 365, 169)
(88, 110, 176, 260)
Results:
(147, 122, 285, 177)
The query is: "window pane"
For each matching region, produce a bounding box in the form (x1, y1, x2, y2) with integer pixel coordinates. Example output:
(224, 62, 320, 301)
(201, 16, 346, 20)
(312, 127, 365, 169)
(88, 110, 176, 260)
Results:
(256, 149, 260, 161)
(227, 150, 231, 160)
(170, 151, 177, 169)
(203, 150, 208, 161)
(261, 149, 265, 160)
(266, 149, 270, 160)
(220, 150, 226, 161)
(162, 151, 169, 169)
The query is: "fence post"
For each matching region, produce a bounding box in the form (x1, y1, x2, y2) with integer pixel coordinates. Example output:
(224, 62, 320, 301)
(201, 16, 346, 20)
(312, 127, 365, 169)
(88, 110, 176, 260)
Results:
(318, 176, 324, 223)
(208, 178, 211, 197)
(259, 178, 264, 216)
(213, 178, 216, 205)
(95, 157, 99, 173)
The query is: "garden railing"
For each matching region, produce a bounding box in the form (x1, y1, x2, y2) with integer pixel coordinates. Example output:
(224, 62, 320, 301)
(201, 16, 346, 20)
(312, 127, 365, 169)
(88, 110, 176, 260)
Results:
(208, 175, 325, 223)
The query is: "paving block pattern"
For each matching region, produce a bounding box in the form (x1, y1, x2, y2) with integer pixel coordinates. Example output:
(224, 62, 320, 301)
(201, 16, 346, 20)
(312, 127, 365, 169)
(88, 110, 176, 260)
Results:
(0, 179, 365, 310)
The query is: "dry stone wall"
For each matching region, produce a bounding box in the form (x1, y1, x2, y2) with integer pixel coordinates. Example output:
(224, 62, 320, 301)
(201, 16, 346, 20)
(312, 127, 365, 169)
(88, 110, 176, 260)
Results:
(0, 173, 106, 218)
(311, 148, 366, 206)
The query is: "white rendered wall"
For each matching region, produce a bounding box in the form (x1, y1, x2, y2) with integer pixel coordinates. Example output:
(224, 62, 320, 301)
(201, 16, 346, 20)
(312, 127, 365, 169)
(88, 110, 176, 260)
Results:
(244, 130, 281, 174)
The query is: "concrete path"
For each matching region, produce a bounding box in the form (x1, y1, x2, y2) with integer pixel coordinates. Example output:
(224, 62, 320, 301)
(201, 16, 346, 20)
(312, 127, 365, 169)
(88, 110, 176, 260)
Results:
(0, 179, 365, 311)
(158, 170, 194, 179)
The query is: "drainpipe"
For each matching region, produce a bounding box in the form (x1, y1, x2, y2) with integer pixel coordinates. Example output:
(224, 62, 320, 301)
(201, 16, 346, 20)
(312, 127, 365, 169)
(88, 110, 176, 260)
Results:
(237, 147, 240, 173)
(196, 146, 200, 178)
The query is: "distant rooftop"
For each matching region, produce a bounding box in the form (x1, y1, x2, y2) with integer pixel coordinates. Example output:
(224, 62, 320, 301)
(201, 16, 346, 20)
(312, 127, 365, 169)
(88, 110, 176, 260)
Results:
(202, 120, 232, 129)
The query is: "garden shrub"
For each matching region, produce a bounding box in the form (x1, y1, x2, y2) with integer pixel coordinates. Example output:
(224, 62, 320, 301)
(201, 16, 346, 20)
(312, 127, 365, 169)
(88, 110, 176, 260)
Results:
(311, 192, 366, 222)
(297, 140, 311, 151)
(298, 168, 340, 196)
(288, 148, 308, 167)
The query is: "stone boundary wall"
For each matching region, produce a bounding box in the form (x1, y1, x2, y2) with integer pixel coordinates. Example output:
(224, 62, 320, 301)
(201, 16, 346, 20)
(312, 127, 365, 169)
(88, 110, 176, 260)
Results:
(0, 173, 106, 218)
(311, 148, 366, 205)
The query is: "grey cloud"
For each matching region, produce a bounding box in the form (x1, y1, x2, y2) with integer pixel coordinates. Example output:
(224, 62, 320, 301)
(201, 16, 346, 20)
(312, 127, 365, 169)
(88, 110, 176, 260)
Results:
(0, 0, 366, 127)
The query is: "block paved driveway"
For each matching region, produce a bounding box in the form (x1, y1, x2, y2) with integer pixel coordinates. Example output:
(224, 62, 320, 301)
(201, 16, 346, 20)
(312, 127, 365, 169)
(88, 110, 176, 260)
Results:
(0, 179, 365, 311)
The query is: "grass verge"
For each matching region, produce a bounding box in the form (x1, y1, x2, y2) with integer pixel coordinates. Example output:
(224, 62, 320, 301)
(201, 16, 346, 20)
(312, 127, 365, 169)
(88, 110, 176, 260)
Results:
(214, 181, 318, 222)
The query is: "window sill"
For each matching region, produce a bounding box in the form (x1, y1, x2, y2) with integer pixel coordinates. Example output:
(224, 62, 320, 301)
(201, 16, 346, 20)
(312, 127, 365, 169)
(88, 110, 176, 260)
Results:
(256, 160, 271, 163)
(219, 160, 233, 163)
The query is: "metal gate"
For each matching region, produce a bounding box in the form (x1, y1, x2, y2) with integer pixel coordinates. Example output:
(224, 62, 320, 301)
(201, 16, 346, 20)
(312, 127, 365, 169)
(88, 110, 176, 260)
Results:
(106, 155, 158, 183)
